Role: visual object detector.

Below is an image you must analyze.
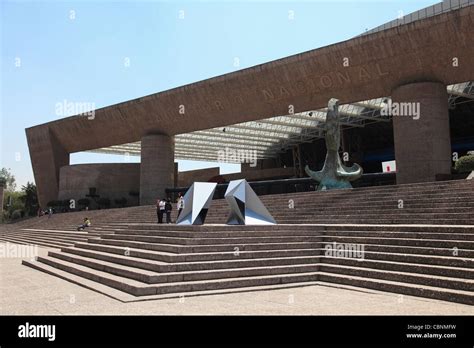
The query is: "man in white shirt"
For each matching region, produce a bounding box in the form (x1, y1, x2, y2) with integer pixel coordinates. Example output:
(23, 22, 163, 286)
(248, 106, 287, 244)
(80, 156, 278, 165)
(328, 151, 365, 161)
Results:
(157, 198, 166, 223)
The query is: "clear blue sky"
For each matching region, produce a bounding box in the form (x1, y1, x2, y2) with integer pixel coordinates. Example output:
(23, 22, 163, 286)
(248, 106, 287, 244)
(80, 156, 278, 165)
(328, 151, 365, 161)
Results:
(1, 0, 439, 189)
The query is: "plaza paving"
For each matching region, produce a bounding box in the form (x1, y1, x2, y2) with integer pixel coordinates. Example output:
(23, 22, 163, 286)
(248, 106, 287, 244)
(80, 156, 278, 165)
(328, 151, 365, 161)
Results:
(1, 243, 472, 315)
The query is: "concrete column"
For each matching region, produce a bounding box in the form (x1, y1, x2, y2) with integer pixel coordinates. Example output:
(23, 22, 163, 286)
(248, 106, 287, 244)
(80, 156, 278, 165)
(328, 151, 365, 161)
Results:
(140, 133, 175, 205)
(26, 127, 69, 208)
(392, 81, 451, 184)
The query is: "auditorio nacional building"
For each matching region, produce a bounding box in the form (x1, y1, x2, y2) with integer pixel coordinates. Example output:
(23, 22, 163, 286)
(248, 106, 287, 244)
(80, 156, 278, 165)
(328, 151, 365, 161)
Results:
(26, 1, 473, 208)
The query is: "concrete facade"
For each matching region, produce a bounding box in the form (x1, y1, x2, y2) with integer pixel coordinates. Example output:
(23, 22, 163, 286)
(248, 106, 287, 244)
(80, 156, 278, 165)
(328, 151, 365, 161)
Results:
(177, 166, 295, 187)
(58, 163, 140, 207)
(25, 6, 474, 207)
(140, 134, 175, 205)
(177, 167, 220, 187)
(392, 82, 452, 184)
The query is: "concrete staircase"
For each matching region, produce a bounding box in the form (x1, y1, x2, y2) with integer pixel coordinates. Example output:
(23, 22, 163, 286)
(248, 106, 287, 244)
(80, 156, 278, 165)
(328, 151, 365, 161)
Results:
(21, 224, 474, 304)
(2, 179, 473, 304)
(103, 179, 474, 225)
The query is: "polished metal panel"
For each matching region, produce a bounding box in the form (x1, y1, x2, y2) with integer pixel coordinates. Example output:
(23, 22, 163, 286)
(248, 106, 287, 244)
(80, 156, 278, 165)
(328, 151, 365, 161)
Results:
(176, 182, 217, 225)
(225, 179, 276, 225)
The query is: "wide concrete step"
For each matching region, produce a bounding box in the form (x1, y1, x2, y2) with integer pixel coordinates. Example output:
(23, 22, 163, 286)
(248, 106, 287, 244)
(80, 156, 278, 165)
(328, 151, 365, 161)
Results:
(105, 224, 474, 233)
(73, 241, 320, 262)
(317, 272, 474, 305)
(320, 256, 474, 280)
(207, 200, 474, 210)
(23, 256, 474, 305)
(75, 240, 474, 260)
(319, 225, 474, 233)
(108, 229, 474, 241)
(55, 242, 474, 283)
(22, 228, 109, 237)
(320, 263, 474, 291)
(74, 239, 473, 270)
(320, 235, 474, 249)
(100, 234, 323, 245)
(7, 230, 92, 240)
(55, 248, 323, 273)
(25, 256, 323, 296)
(273, 218, 474, 225)
(111, 229, 321, 238)
(320, 230, 474, 240)
(0, 236, 70, 248)
(91, 238, 323, 253)
(1, 231, 90, 245)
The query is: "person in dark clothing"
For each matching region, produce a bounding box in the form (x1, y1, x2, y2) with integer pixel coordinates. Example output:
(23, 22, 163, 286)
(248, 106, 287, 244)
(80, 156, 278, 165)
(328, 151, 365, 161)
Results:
(165, 198, 173, 224)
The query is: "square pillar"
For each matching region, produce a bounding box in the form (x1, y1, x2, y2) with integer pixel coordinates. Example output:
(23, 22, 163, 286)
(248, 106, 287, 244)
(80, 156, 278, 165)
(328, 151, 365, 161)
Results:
(392, 82, 452, 184)
(26, 127, 70, 208)
(140, 133, 175, 205)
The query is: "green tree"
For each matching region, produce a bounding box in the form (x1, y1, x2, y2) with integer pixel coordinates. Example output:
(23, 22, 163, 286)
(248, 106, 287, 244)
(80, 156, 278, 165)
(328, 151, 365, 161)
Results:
(19, 182, 38, 216)
(0, 167, 16, 192)
(3, 191, 25, 220)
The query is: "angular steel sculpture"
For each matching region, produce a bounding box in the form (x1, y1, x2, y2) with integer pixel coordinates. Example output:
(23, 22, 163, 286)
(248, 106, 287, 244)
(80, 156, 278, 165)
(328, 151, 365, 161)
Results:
(176, 182, 217, 225)
(225, 179, 276, 225)
(305, 98, 363, 190)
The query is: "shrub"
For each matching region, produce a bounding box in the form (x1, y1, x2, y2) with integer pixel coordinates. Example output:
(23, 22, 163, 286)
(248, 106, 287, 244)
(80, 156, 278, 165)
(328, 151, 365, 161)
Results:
(11, 209, 23, 220)
(129, 190, 139, 197)
(454, 155, 474, 174)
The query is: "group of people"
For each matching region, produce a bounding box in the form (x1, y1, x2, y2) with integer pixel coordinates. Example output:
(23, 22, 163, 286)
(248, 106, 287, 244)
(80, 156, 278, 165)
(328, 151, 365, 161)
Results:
(37, 207, 53, 218)
(71, 193, 185, 231)
(156, 193, 184, 224)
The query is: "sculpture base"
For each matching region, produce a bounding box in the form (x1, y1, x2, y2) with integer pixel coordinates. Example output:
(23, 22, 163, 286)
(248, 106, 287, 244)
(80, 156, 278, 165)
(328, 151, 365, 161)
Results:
(317, 178, 353, 191)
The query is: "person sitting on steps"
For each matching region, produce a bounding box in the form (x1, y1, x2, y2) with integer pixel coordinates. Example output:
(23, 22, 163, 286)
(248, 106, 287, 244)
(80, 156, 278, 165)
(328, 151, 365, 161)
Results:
(77, 217, 91, 231)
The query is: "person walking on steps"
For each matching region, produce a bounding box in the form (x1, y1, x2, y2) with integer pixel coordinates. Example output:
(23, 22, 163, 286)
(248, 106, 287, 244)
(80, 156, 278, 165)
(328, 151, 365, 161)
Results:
(165, 198, 173, 224)
(176, 192, 184, 220)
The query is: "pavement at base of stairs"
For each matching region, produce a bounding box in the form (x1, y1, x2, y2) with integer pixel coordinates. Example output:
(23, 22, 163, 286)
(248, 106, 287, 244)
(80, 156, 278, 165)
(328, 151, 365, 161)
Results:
(1, 243, 473, 315)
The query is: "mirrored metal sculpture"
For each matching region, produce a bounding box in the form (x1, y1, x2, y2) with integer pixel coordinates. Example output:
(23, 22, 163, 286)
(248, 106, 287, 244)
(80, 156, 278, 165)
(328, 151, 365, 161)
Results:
(225, 179, 276, 225)
(176, 182, 217, 225)
(305, 98, 363, 190)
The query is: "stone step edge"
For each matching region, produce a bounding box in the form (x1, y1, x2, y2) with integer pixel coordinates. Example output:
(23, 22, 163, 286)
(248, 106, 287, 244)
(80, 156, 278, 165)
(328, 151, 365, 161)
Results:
(0, 236, 69, 249)
(18, 259, 378, 303)
(0, 233, 83, 246)
(22, 258, 474, 305)
(72, 242, 473, 265)
(51, 248, 474, 283)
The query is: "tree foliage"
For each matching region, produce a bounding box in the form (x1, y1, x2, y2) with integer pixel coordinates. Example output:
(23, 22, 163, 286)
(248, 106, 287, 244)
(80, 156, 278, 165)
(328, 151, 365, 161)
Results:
(19, 182, 38, 216)
(0, 167, 16, 192)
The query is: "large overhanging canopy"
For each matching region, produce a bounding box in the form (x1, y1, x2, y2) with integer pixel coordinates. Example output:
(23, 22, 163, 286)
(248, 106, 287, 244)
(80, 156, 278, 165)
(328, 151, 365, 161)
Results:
(89, 82, 474, 163)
